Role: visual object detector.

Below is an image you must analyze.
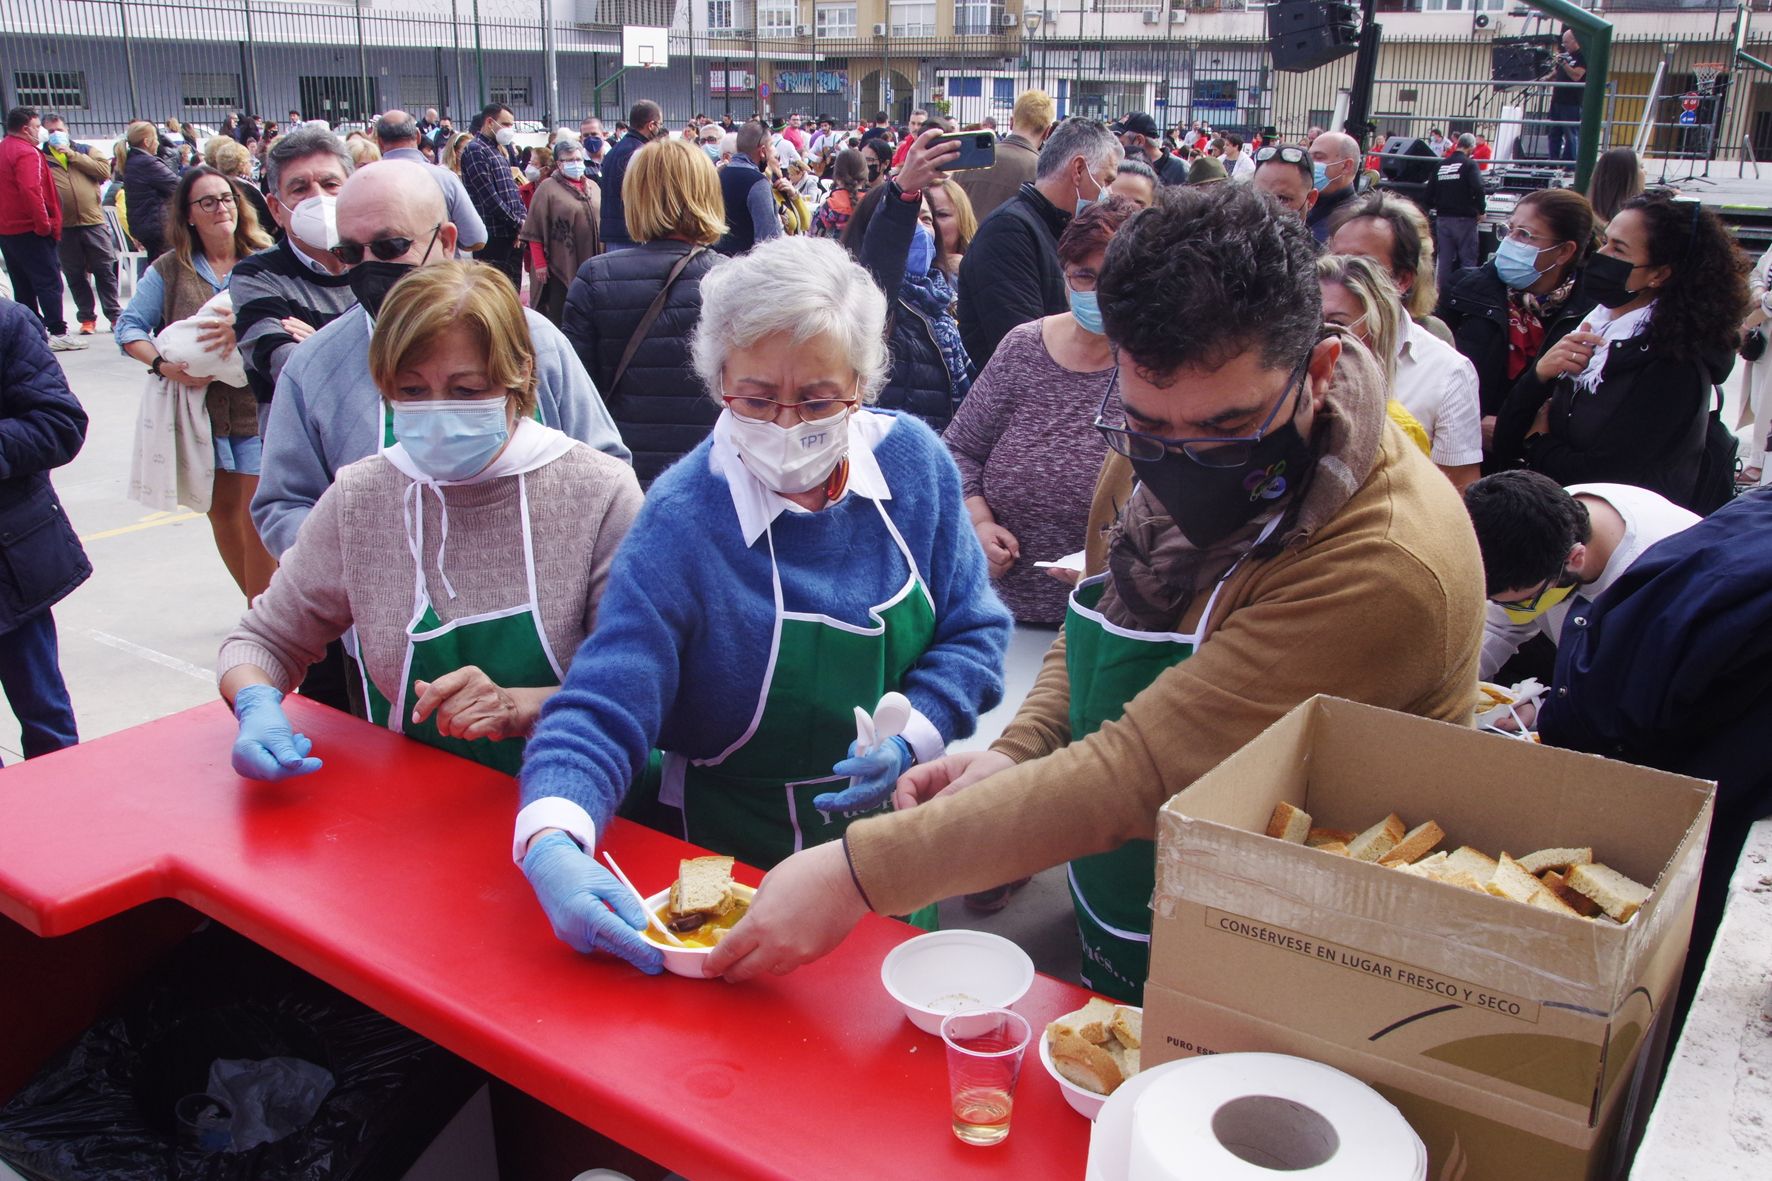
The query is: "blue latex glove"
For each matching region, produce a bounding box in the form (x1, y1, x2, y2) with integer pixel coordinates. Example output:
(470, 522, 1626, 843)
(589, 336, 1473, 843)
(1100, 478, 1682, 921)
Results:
(816, 735, 914, 815)
(521, 832, 664, 974)
(231, 684, 323, 781)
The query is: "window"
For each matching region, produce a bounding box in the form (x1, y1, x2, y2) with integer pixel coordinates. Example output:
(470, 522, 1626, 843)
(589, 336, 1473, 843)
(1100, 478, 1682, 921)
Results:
(14, 71, 85, 109)
(489, 76, 531, 107)
(994, 77, 1015, 106)
(815, 2, 856, 35)
(179, 72, 240, 109)
(947, 77, 982, 98)
(1193, 79, 1238, 109)
(402, 76, 442, 111)
(707, 0, 735, 29)
(891, 2, 936, 35)
(759, 0, 796, 32)
(953, 0, 1003, 34)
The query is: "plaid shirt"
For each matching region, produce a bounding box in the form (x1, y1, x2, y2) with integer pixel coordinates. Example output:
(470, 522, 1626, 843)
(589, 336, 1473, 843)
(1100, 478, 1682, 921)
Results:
(459, 134, 526, 237)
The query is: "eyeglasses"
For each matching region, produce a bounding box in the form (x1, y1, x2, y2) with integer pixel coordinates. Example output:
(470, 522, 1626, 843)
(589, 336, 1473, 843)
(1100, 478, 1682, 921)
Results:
(188, 192, 237, 213)
(331, 222, 442, 266)
(1065, 269, 1098, 293)
(1255, 145, 1308, 166)
(722, 394, 858, 424)
(1492, 571, 1572, 621)
(1501, 224, 1559, 247)
(1093, 354, 1311, 468)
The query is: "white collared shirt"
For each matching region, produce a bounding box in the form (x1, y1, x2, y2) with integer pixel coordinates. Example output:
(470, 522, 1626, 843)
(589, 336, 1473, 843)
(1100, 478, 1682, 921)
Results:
(1392, 318, 1484, 468)
(287, 236, 336, 276)
(710, 407, 895, 547)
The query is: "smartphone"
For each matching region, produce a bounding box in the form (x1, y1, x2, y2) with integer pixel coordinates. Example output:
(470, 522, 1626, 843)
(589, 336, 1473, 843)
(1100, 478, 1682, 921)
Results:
(930, 131, 996, 171)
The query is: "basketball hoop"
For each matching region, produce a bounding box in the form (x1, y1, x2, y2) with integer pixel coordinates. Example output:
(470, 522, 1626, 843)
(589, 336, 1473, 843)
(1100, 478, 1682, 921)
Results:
(1695, 61, 1725, 98)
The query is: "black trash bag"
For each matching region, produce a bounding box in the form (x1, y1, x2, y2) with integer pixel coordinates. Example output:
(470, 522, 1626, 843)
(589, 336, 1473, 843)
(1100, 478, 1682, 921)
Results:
(0, 925, 483, 1181)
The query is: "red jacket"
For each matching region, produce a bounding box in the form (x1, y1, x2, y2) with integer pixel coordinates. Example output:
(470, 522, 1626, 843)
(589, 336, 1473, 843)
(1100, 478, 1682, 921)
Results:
(0, 133, 60, 238)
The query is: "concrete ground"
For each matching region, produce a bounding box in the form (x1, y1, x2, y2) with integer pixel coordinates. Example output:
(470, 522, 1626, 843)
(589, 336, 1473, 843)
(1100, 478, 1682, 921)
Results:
(5, 283, 1759, 987)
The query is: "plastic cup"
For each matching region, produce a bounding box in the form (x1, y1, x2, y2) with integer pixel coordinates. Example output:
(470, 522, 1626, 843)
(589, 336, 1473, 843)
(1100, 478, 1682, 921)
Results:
(940, 1008, 1032, 1146)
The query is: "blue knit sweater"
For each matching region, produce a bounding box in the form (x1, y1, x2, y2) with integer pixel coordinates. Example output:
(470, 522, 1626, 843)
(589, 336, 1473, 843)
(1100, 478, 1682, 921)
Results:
(519, 410, 1010, 834)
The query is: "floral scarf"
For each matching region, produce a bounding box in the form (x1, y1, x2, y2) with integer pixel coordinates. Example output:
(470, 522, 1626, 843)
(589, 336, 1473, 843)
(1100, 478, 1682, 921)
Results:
(900, 227, 972, 400)
(1505, 274, 1576, 380)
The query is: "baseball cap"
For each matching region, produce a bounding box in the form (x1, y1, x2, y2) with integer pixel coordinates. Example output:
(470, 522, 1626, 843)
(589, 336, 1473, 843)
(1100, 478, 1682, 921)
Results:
(1111, 112, 1161, 139)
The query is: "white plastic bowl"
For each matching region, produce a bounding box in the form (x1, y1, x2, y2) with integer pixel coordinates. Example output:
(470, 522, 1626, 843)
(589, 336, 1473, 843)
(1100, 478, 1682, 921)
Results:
(1037, 1004, 1143, 1120)
(640, 888, 722, 979)
(879, 929, 1035, 1035)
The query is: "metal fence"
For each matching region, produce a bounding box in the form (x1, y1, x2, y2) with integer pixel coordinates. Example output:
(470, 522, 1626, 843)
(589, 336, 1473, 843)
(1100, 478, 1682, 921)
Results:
(0, 2, 1766, 162)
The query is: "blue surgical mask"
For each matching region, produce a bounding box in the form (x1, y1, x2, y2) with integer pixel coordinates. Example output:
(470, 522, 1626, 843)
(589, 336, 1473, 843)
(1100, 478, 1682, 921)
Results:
(1074, 170, 1106, 217)
(1312, 161, 1330, 191)
(1069, 289, 1105, 335)
(560, 160, 585, 179)
(1494, 236, 1555, 290)
(391, 399, 511, 482)
(46, 131, 69, 150)
(704, 145, 722, 163)
(907, 224, 935, 278)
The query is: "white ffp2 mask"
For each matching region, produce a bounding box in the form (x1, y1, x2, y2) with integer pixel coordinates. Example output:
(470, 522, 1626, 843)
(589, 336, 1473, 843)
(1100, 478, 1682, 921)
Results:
(722, 408, 850, 495)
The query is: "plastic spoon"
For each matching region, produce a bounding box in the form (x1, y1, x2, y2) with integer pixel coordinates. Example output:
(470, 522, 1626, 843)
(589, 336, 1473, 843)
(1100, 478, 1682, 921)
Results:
(870, 692, 913, 745)
(600, 851, 688, 947)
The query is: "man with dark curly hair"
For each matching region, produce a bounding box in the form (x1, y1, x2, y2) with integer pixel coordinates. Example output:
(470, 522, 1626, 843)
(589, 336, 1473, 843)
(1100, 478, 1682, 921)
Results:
(708, 184, 1488, 1000)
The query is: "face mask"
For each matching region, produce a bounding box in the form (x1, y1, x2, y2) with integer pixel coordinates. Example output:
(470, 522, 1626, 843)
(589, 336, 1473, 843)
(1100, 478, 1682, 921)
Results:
(584, 135, 604, 156)
(1497, 578, 1579, 625)
(560, 160, 585, 179)
(1312, 161, 1329, 190)
(46, 131, 68, 150)
(391, 399, 511, 482)
(1582, 252, 1644, 310)
(524, 165, 541, 183)
(348, 261, 419, 318)
(907, 225, 935, 277)
(288, 193, 339, 251)
(722, 407, 851, 494)
(1494, 236, 1561, 290)
(1074, 168, 1106, 217)
(1069, 289, 1105, 335)
(1128, 397, 1318, 549)
(495, 125, 516, 147)
(705, 145, 723, 163)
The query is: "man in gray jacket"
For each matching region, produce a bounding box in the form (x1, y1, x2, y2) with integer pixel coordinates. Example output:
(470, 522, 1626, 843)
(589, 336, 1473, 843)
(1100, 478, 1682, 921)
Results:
(251, 161, 628, 558)
(374, 109, 487, 254)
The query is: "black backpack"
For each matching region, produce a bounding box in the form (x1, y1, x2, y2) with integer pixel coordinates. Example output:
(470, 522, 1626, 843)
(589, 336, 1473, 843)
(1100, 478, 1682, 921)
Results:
(1689, 384, 1738, 516)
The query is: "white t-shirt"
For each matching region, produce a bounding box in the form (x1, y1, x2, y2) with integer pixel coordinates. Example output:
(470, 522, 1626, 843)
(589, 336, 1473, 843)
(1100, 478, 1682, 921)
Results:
(1478, 482, 1701, 680)
(1393, 318, 1483, 468)
(1228, 152, 1256, 181)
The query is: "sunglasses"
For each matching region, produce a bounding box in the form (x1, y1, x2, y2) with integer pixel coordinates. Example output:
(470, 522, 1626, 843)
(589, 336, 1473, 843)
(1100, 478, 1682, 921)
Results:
(1493, 571, 1575, 623)
(1093, 353, 1312, 468)
(330, 222, 442, 266)
(1255, 145, 1308, 165)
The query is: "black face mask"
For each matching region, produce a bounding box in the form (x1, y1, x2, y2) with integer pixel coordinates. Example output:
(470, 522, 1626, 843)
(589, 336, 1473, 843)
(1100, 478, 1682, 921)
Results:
(1582, 252, 1642, 309)
(1129, 409, 1318, 549)
(347, 225, 439, 318)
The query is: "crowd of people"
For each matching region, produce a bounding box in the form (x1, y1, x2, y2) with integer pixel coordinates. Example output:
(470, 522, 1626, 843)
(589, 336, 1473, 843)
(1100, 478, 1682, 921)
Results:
(0, 88, 1766, 1040)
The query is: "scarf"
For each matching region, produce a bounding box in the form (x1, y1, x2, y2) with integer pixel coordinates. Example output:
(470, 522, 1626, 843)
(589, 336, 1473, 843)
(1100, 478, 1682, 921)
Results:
(1098, 333, 1389, 632)
(1571, 300, 1656, 394)
(1505, 274, 1575, 380)
(900, 249, 972, 401)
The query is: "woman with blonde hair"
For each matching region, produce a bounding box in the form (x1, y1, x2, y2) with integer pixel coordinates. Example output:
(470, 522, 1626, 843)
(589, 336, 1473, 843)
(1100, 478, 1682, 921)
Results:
(346, 135, 381, 168)
(1315, 253, 1436, 460)
(561, 136, 727, 483)
(922, 180, 976, 280)
(443, 131, 472, 174)
(206, 136, 274, 237)
(116, 166, 275, 597)
(215, 260, 643, 780)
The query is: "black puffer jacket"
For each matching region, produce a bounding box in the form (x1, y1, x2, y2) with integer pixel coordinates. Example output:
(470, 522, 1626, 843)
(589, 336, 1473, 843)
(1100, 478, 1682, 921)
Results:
(1441, 262, 1597, 418)
(122, 147, 178, 251)
(0, 300, 90, 632)
(561, 240, 724, 485)
(855, 185, 960, 430)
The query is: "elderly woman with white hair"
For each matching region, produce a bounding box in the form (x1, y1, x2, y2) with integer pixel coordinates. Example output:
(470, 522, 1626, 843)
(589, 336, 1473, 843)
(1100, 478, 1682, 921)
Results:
(512, 235, 1011, 972)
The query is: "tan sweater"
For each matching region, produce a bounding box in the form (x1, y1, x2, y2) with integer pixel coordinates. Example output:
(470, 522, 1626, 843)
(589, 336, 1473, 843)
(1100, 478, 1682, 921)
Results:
(218, 446, 642, 704)
(846, 421, 1486, 916)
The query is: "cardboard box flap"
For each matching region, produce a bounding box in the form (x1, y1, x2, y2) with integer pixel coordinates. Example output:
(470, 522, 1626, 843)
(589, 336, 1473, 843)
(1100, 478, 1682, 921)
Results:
(1152, 697, 1714, 1016)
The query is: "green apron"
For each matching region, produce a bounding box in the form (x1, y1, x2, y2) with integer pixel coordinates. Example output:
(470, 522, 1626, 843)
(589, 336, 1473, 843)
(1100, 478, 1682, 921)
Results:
(355, 466, 566, 776)
(662, 495, 939, 928)
(1064, 521, 1274, 1002)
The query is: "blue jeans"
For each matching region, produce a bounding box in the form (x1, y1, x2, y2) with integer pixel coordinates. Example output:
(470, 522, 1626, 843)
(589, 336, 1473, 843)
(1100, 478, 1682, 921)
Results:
(0, 610, 78, 762)
(0, 231, 69, 336)
(1548, 109, 1580, 163)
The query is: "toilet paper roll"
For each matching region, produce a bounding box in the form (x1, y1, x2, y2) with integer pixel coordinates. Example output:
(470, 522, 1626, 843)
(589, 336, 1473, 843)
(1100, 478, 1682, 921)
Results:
(1089, 1053, 1425, 1181)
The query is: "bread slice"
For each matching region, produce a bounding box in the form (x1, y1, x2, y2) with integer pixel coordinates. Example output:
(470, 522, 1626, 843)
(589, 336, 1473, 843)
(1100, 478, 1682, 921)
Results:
(1306, 827, 1358, 848)
(1566, 863, 1651, 923)
(1051, 996, 1120, 1045)
(668, 855, 736, 924)
(1540, 870, 1603, 918)
(1107, 1041, 1141, 1082)
(1444, 846, 1499, 885)
(1485, 854, 1544, 905)
(1347, 813, 1407, 863)
(1516, 847, 1594, 876)
(1046, 1025, 1124, 1095)
(1110, 1006, 1142, 1050)
(1437, 868, 1489, 893)
(1379, 821, 1446, 867)
(1529, 886, 1585, 917)
(1265, 801, 1313, 844)
(1313, 840, 1351, 857)
(1392, 851, 1449, 878)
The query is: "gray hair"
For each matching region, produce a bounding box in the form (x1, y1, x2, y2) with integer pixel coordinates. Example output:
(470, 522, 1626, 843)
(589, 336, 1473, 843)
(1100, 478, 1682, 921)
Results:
(552, 137, 583, 160)
(1457, 132, 1477, 150)
(690, 237, 889, 405)
(1117, 158, 1158, 183)
(1035, 117, 1121, 181)
(265, 125, 353, 198)
(374, 112, 420, 144)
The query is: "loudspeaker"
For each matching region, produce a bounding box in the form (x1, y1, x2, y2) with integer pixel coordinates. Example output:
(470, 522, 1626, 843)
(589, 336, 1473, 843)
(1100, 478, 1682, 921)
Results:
(1267, 1, 1360, 75)
(1377, 136, 1441, 185)
(1491, 38, 1554, 91)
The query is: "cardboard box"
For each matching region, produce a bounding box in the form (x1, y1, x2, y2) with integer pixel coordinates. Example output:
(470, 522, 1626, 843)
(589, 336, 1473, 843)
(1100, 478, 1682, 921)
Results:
(1143, 696, 1714, 1181)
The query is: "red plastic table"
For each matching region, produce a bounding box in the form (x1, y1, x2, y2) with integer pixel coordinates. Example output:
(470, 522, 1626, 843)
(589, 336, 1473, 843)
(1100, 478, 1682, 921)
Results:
(0, 698, 1094, 1180)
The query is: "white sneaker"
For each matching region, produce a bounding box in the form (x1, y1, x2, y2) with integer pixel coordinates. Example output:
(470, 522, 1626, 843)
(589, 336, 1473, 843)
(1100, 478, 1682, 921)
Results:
(48, 334, 86, 351)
